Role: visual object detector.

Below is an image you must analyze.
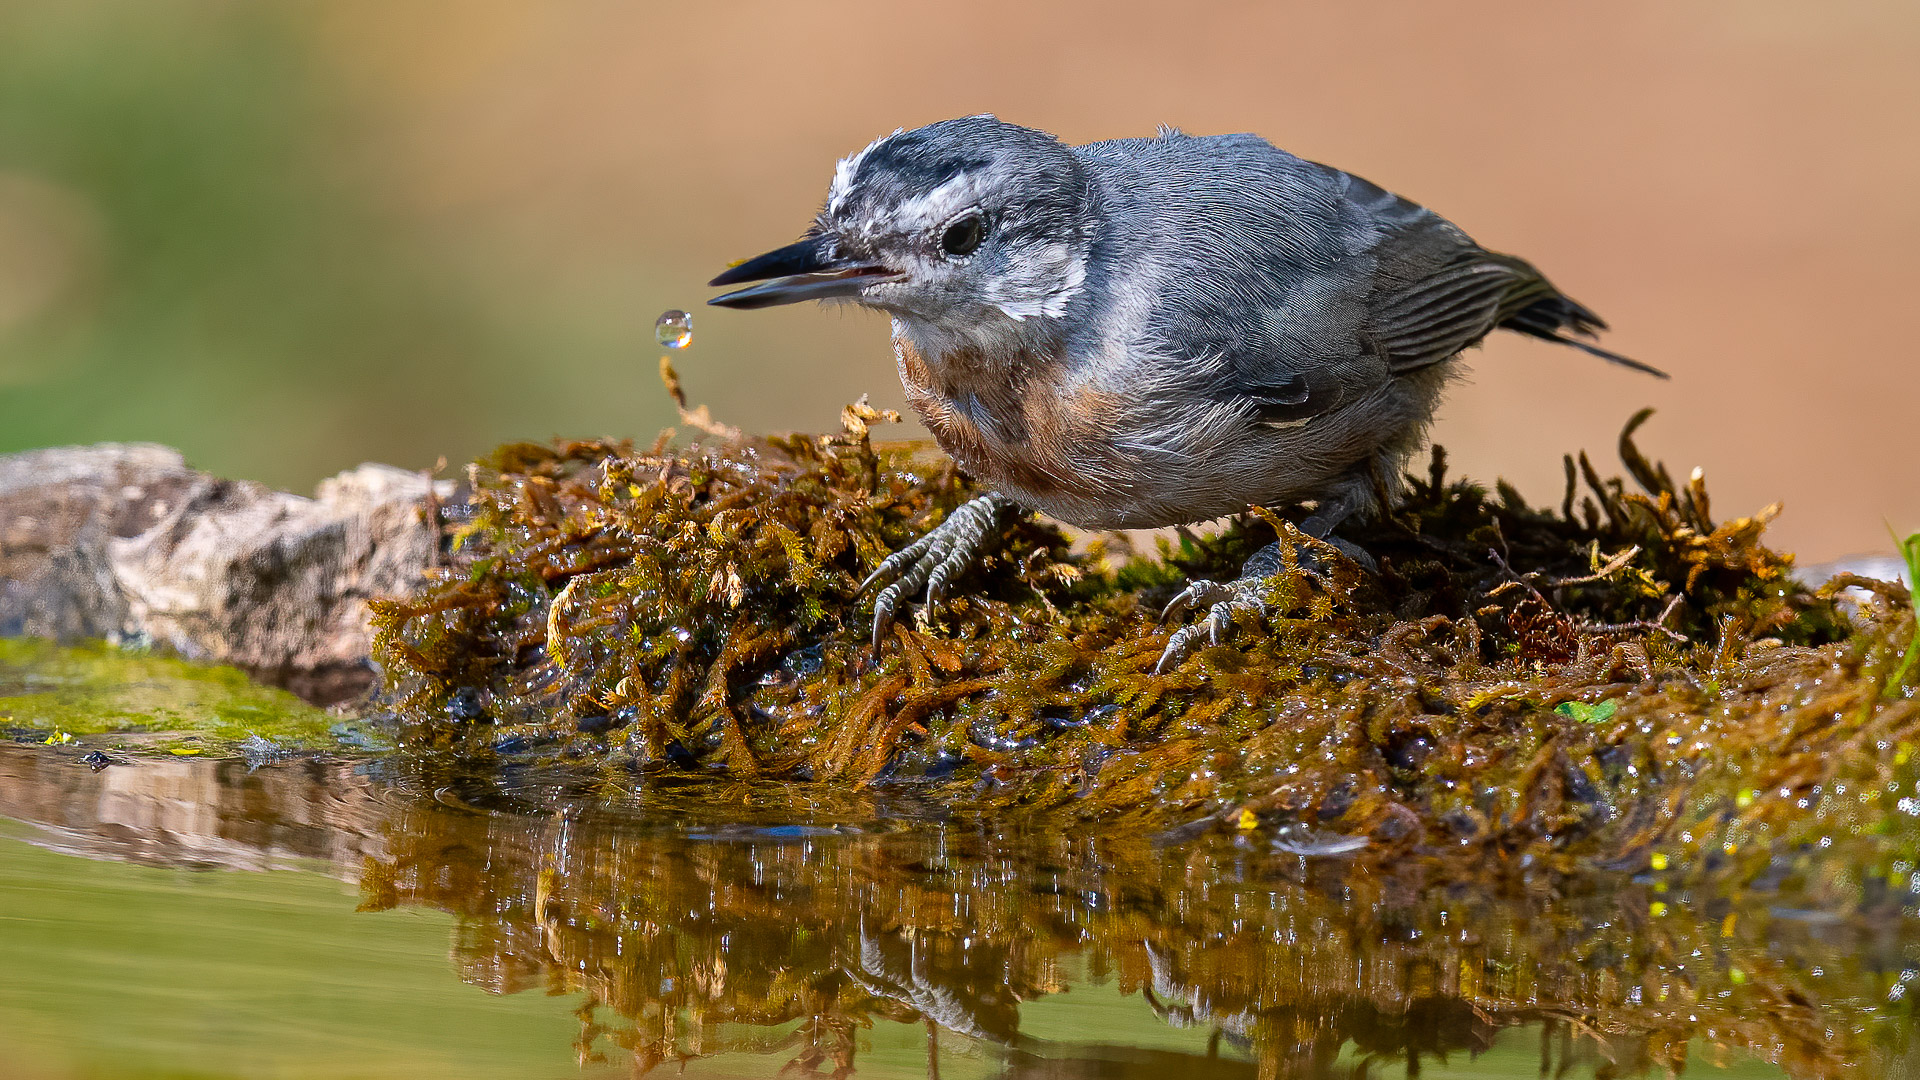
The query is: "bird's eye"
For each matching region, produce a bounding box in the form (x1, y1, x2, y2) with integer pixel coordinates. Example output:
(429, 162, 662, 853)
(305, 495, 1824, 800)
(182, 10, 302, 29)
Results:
(939, 212, 985, 258)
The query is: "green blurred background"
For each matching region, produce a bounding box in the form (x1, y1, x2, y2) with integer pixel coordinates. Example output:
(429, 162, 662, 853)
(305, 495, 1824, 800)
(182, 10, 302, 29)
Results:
(0, 0, 1913, 559)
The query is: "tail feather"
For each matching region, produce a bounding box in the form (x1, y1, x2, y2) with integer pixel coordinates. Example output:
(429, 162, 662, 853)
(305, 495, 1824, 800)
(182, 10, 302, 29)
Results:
(1502, 295, 1668, 379)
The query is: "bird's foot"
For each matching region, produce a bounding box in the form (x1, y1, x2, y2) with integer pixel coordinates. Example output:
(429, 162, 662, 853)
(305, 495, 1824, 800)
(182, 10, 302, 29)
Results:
(1154, 534, 1372, 674)
(861, 492, 1018, 649)
(1156, 574, 1274, 675)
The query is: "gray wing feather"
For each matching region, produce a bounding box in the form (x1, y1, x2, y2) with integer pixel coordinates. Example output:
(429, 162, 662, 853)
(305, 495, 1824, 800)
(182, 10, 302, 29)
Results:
(1367, 255, 1553, 372)
(1346, 171, 1665, 377)
(1071, 134, 1660, 429)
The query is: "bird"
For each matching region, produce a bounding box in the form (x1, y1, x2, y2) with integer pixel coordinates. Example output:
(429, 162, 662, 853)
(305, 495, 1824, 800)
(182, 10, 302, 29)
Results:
(707, 116, 1663, 672)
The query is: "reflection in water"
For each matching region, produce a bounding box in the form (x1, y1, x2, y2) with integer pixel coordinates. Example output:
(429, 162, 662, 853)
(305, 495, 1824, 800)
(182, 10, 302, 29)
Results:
(1, 744, 1914, 1079)
(0, 743, 388, 871)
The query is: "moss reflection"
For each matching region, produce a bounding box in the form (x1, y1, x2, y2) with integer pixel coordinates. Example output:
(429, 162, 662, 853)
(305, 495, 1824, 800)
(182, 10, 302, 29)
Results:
(3, 740, 1909, 1077)
(354, 781, 1912, 1078)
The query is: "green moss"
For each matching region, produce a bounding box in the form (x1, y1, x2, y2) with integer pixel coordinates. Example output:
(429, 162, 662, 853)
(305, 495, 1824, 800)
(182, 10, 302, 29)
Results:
(0, 637, 340, 751)
(1885, 530, 1920, 695)
(370, 406, 1918, 893)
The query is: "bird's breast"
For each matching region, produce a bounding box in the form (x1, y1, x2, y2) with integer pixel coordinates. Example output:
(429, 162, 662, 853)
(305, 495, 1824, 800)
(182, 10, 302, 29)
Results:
(891, 330, 1391, 531)
(893, 335, 1128, 511)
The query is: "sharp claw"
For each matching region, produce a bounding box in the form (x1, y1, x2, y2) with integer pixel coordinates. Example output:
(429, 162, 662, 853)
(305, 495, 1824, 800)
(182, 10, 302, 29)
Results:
(1154, 636, 1181, 675)
(860, 554, 905, 594)
(924, 562, 955, 608)
(1156, 529, 1370, 674)
(1155, 624, 1201, 674)
(860, 532, 937, 594)
(1160, 591, 1193, 624)
(1164, 580, 1242, 624)
(1162, 583, 1203, 623)
(871, 590, 898, 651)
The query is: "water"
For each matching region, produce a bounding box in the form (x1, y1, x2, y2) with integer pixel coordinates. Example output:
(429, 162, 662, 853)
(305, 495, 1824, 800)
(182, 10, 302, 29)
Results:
(1, 744, 1912, 1079)
(655, 308, 693, 349)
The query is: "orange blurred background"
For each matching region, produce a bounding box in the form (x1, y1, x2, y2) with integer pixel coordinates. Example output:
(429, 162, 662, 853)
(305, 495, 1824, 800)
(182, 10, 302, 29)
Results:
(0, 0, 1913, 559)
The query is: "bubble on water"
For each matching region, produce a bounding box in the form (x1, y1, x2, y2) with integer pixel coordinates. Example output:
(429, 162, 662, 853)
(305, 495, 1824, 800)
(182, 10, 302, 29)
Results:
(655, 309, 693, 349)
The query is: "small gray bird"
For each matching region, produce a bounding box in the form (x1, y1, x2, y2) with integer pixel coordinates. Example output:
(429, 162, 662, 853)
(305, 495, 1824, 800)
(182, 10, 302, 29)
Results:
(708, 116, 1662, 671)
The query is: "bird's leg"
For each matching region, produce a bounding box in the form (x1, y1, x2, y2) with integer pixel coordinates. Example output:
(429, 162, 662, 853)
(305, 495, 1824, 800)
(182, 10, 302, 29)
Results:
(861, 492, 1019, 649)
(1298, 502, 1379, 574)
(1154, 488, 1374, 674)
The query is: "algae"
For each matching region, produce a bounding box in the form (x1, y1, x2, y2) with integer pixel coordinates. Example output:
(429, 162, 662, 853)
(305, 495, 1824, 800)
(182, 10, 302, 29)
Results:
(369, 405, 1920, 894)
(0, 636, 344, 753)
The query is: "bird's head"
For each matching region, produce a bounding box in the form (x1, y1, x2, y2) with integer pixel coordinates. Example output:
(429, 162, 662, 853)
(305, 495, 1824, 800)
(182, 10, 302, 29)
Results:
(708, 117, 1094, 340)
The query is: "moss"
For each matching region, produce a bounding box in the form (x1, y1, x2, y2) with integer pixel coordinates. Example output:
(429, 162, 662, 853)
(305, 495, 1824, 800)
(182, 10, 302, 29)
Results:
(0, 637, 342, 752)
(370, 405, 1919, 892)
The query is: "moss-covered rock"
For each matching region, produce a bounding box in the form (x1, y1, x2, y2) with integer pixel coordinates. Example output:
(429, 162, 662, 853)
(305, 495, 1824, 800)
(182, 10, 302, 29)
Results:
(369, 405, 1919, 891)
(0, 637, 343, 753)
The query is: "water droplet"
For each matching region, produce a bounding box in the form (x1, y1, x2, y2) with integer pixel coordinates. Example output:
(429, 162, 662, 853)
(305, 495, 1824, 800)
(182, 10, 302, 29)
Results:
(655, 309, 693, 349)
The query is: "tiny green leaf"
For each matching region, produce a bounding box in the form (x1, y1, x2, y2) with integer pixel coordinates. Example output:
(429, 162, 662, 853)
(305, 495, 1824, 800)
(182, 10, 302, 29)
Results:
(1555, 699, 1618, 723)
(1885, 530, 1919, 698)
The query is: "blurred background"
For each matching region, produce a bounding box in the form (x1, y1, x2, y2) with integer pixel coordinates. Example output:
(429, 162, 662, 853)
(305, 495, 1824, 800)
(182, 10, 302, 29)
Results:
(0, 0, 1912, 559)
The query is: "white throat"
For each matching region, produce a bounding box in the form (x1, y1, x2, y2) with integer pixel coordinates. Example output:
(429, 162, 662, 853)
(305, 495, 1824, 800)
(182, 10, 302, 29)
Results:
(889, 312, 1056, 375)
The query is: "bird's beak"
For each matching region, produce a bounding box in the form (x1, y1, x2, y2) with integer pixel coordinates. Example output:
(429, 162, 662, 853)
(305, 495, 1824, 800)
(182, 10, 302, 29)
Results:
(707, 235, 898, 309)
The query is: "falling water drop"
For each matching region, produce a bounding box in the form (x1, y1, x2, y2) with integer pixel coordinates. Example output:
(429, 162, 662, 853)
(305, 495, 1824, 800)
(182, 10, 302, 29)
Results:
(654, 309, 693, 349)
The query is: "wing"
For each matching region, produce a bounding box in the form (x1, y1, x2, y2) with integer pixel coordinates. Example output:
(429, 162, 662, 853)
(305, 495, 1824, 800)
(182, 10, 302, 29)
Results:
(1231, 173, 1668, 426)
(1345, 173, 1665, 378)
(1078, 135, 1660, 436)
(1079, 137, 1403, 427)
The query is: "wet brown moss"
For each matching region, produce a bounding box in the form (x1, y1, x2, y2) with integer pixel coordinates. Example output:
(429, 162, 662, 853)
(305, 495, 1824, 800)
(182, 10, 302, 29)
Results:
(369, 405, 1919, 889)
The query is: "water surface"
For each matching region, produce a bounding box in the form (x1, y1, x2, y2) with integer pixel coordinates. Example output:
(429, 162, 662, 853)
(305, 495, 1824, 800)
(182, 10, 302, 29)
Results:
(0, 744, 1911, 1079)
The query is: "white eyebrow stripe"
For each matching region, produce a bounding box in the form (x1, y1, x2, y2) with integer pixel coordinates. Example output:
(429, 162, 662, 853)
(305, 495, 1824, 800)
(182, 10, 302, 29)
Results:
(827, 128, 903, 213)
(892, 170, 992, 230)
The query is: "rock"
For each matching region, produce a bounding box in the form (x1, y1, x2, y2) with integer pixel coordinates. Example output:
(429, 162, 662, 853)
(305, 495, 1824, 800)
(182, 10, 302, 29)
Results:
(1795, 555, 1910, 589)
(0, 443, 446, 703)
(0, 444, 194, 643)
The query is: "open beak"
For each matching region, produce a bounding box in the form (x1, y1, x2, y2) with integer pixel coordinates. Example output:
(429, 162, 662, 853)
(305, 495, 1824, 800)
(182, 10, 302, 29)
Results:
(707, 235, 897, 309)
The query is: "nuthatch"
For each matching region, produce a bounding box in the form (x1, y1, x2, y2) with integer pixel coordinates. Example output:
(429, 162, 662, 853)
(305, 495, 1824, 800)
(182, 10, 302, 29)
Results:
(708, 116, 1663, 671)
